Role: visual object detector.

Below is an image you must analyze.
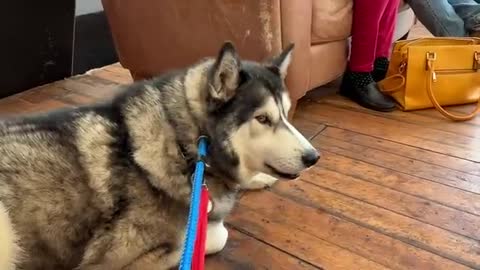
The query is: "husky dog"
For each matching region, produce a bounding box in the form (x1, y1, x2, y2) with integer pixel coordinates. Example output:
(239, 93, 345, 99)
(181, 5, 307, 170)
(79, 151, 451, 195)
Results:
(0, 42, 320, 270)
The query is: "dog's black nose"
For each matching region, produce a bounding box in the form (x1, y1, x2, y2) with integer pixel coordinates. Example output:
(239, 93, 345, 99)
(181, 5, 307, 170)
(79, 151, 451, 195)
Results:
(302, 150, 320, 167)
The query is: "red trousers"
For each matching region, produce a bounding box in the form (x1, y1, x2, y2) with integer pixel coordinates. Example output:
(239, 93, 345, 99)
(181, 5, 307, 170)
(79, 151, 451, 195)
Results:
(349, 0, 401, 72)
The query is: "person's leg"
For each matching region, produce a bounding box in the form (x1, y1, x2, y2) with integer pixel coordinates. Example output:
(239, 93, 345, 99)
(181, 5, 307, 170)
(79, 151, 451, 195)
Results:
(349, 0, 388, 73)
(448, 0, 480, 34)
(408, 0, 467, 36)
(341, 0, 396, 112)
(372, 0, 401, 82)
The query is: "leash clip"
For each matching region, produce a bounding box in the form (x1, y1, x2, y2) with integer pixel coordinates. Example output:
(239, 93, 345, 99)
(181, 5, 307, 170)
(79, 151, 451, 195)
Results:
(196, 135, 210, 165)
(190, 174, 207, 187)
(192, 136, 210, 187)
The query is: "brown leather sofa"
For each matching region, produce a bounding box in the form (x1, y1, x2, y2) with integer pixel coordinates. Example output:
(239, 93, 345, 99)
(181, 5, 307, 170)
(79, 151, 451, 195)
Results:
(102, 0, 415, 115)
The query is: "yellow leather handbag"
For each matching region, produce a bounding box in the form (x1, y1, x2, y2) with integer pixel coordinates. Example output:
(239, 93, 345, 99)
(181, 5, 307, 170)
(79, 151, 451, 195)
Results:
(379, 37, 480, 121)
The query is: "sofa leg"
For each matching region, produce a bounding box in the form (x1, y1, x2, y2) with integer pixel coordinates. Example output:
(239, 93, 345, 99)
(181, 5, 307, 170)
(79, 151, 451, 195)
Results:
(288, 100, 298, 121)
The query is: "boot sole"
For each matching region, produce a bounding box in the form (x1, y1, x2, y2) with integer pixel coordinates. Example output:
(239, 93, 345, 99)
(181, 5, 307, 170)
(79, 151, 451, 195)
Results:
(339, 82, 396, 112)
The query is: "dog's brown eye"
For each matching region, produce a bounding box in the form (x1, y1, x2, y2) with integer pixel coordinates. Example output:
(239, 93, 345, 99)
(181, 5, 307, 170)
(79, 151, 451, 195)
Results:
(255, 115, 270, 125)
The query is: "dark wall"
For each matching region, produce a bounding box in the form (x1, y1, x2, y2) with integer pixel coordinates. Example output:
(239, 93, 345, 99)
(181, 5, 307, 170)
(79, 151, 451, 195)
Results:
(0, 3, 118, 98)
(0, 0, 75, 98)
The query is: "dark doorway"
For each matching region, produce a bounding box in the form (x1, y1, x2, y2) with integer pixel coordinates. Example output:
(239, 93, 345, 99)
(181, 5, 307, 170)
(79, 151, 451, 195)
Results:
(0, 0, 75, 98)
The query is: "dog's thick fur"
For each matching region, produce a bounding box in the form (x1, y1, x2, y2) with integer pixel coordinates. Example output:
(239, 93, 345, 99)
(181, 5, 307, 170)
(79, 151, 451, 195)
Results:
(0, 42, 319, 269)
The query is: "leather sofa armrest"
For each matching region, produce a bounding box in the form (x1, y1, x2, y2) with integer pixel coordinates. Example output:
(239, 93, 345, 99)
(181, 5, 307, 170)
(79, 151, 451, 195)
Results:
(102, 0, 295, 79)
(280, 0, 313, 101)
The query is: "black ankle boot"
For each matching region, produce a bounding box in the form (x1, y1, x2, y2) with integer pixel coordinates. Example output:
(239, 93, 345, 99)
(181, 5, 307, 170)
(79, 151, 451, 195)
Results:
(340, 70, 396, 112)
(372, 57, 389, 82)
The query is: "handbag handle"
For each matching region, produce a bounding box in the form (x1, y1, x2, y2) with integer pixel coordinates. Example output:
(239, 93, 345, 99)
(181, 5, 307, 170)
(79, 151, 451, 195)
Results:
(379, 74, 405, 93)
(426, 57, 480, 121)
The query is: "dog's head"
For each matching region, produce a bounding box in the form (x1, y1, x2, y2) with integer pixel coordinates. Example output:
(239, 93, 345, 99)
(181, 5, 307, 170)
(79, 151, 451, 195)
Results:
(205, 42, 320, 185)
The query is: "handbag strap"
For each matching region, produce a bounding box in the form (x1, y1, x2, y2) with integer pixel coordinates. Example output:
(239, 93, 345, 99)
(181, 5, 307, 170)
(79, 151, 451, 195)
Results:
(426, 55, 480, 121)
(379, 74, 405, 93)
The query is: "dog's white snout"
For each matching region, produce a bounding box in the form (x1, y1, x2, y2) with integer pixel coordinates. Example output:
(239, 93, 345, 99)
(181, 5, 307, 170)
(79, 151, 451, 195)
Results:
(281, 117, 319, 165)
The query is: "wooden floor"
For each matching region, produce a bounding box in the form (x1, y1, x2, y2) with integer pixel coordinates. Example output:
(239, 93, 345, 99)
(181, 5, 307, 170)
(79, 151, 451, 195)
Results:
(1, 63, 479, 270)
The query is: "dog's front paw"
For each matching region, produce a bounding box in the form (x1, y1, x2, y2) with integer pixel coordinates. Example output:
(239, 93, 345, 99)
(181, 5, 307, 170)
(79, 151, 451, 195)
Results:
(206, 222, 228, 255)
(242, 173, 278, 190)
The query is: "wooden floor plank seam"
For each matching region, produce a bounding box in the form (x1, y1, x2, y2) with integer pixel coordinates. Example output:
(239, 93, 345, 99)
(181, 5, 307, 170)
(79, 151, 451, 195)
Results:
(226, 223, 325, 270)
(307, 124, 328, 140)
(313, 133, 480, 192)
(299, 114, 480, 164)
(299, 175, 480, 241)
(233, 203, 394, 270)
(318, 126, 480, 178)
(316, 98, 480, 137)
(317, 146, 480, 196)
(315, 164, 480, 217)
(314, 99, 480, 142)
(307, 120, 480, 179)
(239, 190, 474, 270)
(269, 188, 480, 270)
(316, 103, 480, 152)
(411, 103, 480, 125)
(298, 105, 480, 162)
(316, 151, 480, 217)
(316, 124, 480, 176)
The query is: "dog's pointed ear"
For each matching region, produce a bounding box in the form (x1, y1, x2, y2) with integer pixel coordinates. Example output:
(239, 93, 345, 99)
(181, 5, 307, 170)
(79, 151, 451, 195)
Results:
(266, 43, 294, 79)
(210, 41, 241, 103)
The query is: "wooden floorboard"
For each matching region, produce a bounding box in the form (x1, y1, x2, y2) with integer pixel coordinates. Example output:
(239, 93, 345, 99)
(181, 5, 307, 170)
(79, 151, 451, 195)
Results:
(1, 63, 479, 269)
(205, 229, 320, 270)
(315, 95, 480, 137)
(312, 149, 480, 215)
(273, 181, 480, 267)
(301, 165, 480, 240)
(234, 192, 473, 270)
(297, 103, 480, 162)
(312, 133, 480, 194)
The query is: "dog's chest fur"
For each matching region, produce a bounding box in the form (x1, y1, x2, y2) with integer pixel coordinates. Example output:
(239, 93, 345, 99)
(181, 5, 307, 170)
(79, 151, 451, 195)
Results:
(204, 174, 238, 222)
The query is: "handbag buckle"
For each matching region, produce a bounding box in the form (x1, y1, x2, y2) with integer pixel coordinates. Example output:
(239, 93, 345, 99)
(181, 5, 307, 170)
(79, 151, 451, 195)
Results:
(426, 52, 437, 82)
(474, 51, 480, 70)
(426, 51, 437, 61)
(426, 52, 436, 70)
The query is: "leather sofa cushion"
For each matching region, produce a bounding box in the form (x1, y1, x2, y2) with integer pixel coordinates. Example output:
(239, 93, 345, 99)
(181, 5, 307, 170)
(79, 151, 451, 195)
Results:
(311, 0, 352, 44)
(311, 0, 409, 44)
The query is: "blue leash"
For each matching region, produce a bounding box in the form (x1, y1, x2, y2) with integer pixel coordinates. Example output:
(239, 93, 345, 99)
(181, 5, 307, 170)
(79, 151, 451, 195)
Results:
(179, 136, 209, 270)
